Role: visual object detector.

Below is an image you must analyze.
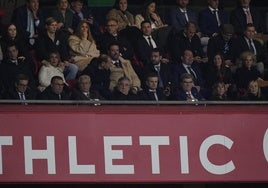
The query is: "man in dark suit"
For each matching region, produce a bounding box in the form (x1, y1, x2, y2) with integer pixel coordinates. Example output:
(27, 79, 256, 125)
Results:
(12, 0, 44, 48)
(233, 23, 266, 74)
(37, 76, 71, 100)
(5, 74, 37, 101)
(143, 48, 173, 90)
(138, 73, 169, 101)
(169, 0, 198, 33)
(174, 73, 204, 101)
(135, 20, 159, 66)
(198, 0, 228, 38)
(230, 0, 264, 35)
(97, 19, 134, 60)
(169, 21, 205, 62)
(71, 74, 103, 101)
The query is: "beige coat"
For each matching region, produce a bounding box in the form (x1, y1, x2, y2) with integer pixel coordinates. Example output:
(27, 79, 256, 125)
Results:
(135, 14, 164, 29)
(109, 56, 141, 91)
(106, 9, 134, 31)
(68, 35, 100, 71)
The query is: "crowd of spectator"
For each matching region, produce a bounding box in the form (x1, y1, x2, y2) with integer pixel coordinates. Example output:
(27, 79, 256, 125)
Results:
(0, 0, 268, 102)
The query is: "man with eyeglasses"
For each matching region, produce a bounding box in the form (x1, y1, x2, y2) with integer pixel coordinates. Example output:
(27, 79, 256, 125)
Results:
(5, 74, 37, 100)
(37, 76, 71, 100)
(174, 73, 204, 101)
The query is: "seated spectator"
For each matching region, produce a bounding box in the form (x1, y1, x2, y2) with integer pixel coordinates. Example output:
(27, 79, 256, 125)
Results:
(0, 23, 29, 59)
(38, 51, 66, 92)
(0, 43, 35, 91)
(135, 0, 167, 30)
(235, 51, 263, 94)
(4, 74, 37, 101)
(36, 17, 78, 80)
(138, 72, 170, 101)
(169, 0, 198, 34)
(204, 53, 233, 93)
(50, 0, 74, 35)
(233, 23, 266, 75)
(174, 73, 204, 101)
(37, 76, 71, 100)
(106, 0, 135, 31)
(110, 76, 138, 100)
(82, 54, 112, 99)
(70, 0, 101, 40)
(207, 24, 236, 65)
(169, 21, 205, 63)
(108, 42, 141, 93)
(209, 82, 229, 101)
(143, 48, 173, 90)
(198, 0, 228, 38)
(71, 74, 103, 101)
(12, 0, 44, 49)
(230, 0, 264, 36)
(97, 18, 134, 60)
(241, 80, 266, 100)
(68, 20, 100, 71)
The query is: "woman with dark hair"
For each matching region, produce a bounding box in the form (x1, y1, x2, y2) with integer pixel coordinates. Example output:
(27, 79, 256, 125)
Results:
(106, 0, 135, 31)
(134, 0, 166, 30)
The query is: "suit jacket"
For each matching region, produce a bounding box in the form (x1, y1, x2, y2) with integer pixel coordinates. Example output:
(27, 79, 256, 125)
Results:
(12, 5, 44, 44)
(230, 6, 264, 35)
(138, 88, 166, 101)
(109, 56, 141, 91)
(169, 30, 204, 61)
(143, 62, 173, 89)
(135, 36, 159, 66)
(233, 36, 265, 62)
(169, 7, 197, 33)
(198, 7, 228, 37)
(37, 85, 71, 100)
(71, 89, 103, 100)
(175, 62, 205, 87)
(110, 89, 138, 100)
(97, 32, 134, 60)
(207, 34, 236, 63)
(175, 87, 204, 101)
(5, 87, 37, 100)
(51, 8, 73, 33)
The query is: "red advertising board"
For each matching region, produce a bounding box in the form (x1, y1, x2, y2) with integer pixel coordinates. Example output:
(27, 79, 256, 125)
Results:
(0, 105, 268, 183)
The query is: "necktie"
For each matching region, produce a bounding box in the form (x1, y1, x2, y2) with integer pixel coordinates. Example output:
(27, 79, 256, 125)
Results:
(154, 65, 164, 88)
(248, 40, 255, 54)
(187, 66, 197, 79)
(147, 36, 153, 48)
(186, 92, 192, 100)
(246, 10, 253, 24)
(114, 61, 122, 68)
(213, 10, 221, 26)
(223, 41, 229, 54)
(19, 92, 25, 100)
(183, 11, 189, 23)
(149, 89, 158, 101)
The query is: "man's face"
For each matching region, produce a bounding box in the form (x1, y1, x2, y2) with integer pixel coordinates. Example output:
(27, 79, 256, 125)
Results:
(51, 78, 64, 95)
(108, 45, 120, 60)
(208, 0, 219, 9)
(71, 1, 83, 13)
(177, 0, 189, 8)
(141, 22, 152, 36)
(244, 26, 255, 39)
(7, 46, 18, 60)
(16, 79, 29, 93)
(146, 76, 158, 90)
(185, 25, 196, 39)
(79, 79, 91, 92)
(240, 0, 251, 8)
(181, 78, 193, 92)
(106, 20, 118, 35)
(27, 0, 39, 12)
(118, 79, 131, 95)
(182, 50, 194, 65)
(150, 51, 162, 65)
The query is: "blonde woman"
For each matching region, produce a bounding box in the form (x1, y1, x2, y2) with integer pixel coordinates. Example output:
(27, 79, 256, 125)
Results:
(68, 20, 100, 71)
